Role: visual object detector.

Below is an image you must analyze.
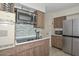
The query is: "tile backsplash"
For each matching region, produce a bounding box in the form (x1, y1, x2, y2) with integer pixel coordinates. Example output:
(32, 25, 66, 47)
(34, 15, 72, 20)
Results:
(16, 24, 36, 37)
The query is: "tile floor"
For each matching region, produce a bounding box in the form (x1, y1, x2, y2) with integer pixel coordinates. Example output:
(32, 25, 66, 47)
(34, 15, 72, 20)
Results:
(49, 47, 71, 56)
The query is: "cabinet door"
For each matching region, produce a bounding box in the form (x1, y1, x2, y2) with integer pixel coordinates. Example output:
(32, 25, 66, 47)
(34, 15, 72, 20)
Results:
(73, 38, 79, 56)
(33, 44, 49, 56)
(51, 36, 55, 47)
(35, 10, 44, 28)
(54, 16, 66, 28)
(0, 47, 16, 56)
(33, 46, 40, 56)
(0, 3, 14, 13)
(16, 48, 34, 56)
(51, 36, 63, 49)
(56, 36, 63, 49)
(51, 37, 53, 46)
(0, 4, 2, 10)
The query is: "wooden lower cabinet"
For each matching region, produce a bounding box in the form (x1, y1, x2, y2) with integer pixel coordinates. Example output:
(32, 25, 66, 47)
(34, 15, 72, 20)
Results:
(33, 45, 49, 56)
(0, 39, 49, 56)
(16, 49, 34, 56)
(33, 46, 40, 56)
(51, 36, 63, 49)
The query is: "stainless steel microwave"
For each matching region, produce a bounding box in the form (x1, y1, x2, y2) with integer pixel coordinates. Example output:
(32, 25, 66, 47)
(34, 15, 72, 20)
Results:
(16, 8, 36, 24)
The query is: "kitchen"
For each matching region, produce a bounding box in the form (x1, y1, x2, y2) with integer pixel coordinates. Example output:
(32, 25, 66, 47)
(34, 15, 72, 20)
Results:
(0, 3, 79, 56)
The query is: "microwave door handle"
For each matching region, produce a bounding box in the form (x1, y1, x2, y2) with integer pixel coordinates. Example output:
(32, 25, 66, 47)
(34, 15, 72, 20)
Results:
(31, 16, 34, 22)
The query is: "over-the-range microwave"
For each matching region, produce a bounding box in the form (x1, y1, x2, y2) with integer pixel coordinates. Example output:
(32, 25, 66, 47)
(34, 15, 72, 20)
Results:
(16, 8, 36, 24)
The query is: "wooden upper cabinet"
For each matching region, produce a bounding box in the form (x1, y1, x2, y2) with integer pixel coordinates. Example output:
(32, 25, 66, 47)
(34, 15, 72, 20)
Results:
(0, 3, 14, 13)
(54, 16, 66, 28)
(34, 10, 45, 28)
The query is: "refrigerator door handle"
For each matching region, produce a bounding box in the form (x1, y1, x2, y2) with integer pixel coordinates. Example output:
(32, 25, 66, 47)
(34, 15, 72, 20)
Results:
(73, 36, 79, 38)
(63, 35, 73, 37)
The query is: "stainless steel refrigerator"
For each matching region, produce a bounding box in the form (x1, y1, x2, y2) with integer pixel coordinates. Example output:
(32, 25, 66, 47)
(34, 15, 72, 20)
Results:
(63, 19, 79, 56)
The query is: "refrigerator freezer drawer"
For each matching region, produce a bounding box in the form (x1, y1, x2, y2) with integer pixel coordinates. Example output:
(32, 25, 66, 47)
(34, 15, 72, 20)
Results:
(63, 37, 72, 54)
(73, 38, 79, 56)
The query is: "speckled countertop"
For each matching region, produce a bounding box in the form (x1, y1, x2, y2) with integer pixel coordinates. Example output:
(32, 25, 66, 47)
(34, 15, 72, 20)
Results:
(16, 37, 50, 45)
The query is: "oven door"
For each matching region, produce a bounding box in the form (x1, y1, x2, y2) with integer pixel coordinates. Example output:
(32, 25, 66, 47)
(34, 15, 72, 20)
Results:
(0, 21, 15, 50)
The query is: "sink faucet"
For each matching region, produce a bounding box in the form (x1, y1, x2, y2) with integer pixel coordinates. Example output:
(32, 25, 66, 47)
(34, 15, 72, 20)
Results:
(35, 29, 40, 39)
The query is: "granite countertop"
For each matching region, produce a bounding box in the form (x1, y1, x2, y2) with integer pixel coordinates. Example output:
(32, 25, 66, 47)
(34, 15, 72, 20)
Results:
(16, 35, 36, 39)
(16, 37, 50, 45)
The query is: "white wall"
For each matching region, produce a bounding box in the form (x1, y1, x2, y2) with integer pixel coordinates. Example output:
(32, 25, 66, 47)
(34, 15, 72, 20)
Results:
(49, 6, 79, 18)
(21, 3, 46, 12)
(44, 14, 54, 36)
(45, 6, 79, 36)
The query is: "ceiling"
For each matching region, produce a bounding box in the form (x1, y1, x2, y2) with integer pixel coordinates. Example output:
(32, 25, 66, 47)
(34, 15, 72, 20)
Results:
(45, 3, 79, 13)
